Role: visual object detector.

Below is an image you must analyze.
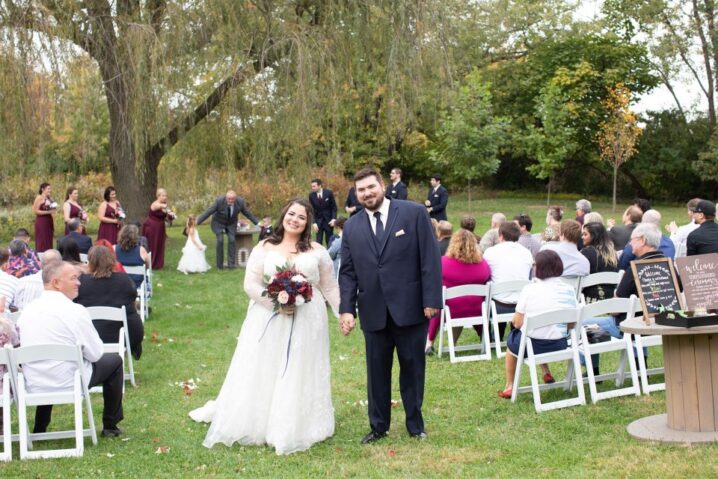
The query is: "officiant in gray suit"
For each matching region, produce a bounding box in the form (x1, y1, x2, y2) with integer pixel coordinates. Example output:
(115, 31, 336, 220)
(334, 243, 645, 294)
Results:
(197, 190, 259, 269)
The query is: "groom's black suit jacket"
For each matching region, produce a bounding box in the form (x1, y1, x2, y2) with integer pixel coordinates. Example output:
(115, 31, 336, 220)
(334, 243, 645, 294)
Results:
(339, 199, 442, 331)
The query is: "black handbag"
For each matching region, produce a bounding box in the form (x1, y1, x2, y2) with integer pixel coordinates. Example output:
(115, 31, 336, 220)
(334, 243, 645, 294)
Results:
(585, 326, 611, 344)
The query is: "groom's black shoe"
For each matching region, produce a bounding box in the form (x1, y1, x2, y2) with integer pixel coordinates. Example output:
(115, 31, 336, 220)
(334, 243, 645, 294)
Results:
(361, 430, 387, 444)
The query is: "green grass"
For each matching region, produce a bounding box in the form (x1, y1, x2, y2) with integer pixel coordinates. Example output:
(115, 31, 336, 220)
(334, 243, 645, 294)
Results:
(1, 195, 715, 478)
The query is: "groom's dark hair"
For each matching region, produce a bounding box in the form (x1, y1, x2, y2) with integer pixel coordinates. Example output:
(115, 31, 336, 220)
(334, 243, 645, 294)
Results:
(353, 167, 382, 184)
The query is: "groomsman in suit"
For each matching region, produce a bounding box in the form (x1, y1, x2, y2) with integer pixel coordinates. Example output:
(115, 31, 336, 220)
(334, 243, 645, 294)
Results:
(309, 178, 337, 245)
(388, 168, 408, 200)
(425, 173, 448, 221)
(339, 167, 442, 444)
(197, 190, 259, 269)
(344, 187, 363, 217)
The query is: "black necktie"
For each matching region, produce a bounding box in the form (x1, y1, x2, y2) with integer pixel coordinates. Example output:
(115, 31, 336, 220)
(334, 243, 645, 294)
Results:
(374, 211, 384, 241)
(227, 205, 232, 218)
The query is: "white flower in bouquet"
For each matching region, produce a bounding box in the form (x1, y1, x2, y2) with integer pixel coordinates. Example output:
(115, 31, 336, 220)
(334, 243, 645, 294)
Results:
(80, 209, 89, 221)
(277, 291, 290, 304)
(49, 201, 58, 209)
(117, 207, 126, 220)
(291, 275, 306, 283)
(295, 296, 305, 306)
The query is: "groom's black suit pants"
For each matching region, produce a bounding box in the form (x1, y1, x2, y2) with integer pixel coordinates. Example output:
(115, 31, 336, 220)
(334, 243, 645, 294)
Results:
(362, 310, 427, 436)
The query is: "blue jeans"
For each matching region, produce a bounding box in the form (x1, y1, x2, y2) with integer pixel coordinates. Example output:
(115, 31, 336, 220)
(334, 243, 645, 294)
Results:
(580, 316, 645, 369)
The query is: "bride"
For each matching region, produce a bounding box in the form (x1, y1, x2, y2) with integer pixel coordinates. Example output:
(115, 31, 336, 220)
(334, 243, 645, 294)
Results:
(189, 198, 340, 455)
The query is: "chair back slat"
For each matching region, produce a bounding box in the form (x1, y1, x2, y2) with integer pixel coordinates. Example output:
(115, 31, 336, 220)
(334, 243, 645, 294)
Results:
(489, 280, 531, 296)
(86, 306, 125, 323)
(12, 344, 82, 365)
(443, 284, 490, 302)
(579, 271, 623, 290)
(525, 308, 579, 332)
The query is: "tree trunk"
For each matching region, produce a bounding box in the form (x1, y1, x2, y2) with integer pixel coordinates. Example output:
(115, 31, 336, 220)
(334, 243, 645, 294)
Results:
(546, 177, 552, 206)
(612, 164, 618, 213)
(467, 178, 471, 209)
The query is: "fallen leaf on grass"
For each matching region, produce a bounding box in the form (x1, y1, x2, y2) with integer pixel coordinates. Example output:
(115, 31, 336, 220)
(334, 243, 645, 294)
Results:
(121, 437, 131, 442)
(106, 453, 115, 458)
(157, 283, 163, 287)
(150, 332, 160, 343)
(335, 447, 342, 452)
(339, 355, 348, 361)
(390, 400, 401, 407)
(388, 450, 396, 457)
(152, 437, 160, 443)
(155, 446, 170, 454)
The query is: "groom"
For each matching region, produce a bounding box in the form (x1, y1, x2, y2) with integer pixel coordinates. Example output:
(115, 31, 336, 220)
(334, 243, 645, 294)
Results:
(197, 190, 259, 269)
(339, 167, 442, 443)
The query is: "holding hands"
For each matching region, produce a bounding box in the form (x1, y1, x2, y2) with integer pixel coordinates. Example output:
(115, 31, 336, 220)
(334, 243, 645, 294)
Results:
(339, 313, 355, 336)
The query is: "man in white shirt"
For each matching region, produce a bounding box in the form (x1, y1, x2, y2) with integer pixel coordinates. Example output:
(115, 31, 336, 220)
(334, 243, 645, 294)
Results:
(0, 248, 19, 309)
(483, 222, 534, 339)
(14, 249, 62, 311)
(18, 261, 125, 438)
(540, 220, 590, 278)
(667, 198, 701, 258)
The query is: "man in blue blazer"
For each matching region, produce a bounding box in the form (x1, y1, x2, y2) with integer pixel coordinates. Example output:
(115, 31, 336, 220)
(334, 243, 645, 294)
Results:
(309, 178, 338, 245)
(425, 173, 448, 221)
(57, 219, 92, 254)
(388, 168, 409, 200)
(339, 167, 442, 444)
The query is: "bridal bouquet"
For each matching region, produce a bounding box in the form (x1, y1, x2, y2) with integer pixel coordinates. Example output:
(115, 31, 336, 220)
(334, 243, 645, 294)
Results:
(262, 264, 313, 312)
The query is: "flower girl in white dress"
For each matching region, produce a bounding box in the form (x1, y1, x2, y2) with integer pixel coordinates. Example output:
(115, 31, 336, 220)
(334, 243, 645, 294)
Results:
(177, 215, 211, 274)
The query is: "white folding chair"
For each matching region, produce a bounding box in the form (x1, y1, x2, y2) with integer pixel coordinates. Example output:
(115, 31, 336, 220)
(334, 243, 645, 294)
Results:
(123, 265, 148, 322)
(437, 284, 491, 362)
(79, 253, 88, 264)
(86, 306, 135, 387)
(0, 345, 16, 461)
(12, 343, 97, 459)
(559, 276, 583, 300)
(578, 271, 624, 304)
(487, 280, 531, 358)
(634, 333, 665, 395)
(146, 253, 153, 298)
(510, 308, 586, 412)
(572, 296, 641, 403)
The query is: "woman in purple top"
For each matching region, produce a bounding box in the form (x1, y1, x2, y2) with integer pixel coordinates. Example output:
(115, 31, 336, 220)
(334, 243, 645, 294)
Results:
(97, 186, 124, 245)
(425, 229, 491, 354)
(33, 182, 57, 252)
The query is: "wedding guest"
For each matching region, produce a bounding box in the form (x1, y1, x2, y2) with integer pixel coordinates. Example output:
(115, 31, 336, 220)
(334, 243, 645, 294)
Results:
(58, 219, 92, 255)
(607, 206, 643, 251)
(258, 216, 274, 241)
(95, 239, 126, 273)
(114, 225, 150, 288)
(15, 249, 62, 311)
(460, 215, 480, 243)
(33, 182, 57, 252)
(583, 212, 605, 225)
(5, 239, 41, 278)
(499, 250, 578, 398)
(344, 187, 363, 217)
(580, 222, 618, 303)
(327, 217, 347, 278)
(437, 221, 453, 255)
(76, 246, 144, 360)
(632, 197, 652, 213)
(177, 215, 211, 274)
(58, 237, 89, 274)
(12, 229, 42, 267)
(0, 248, 19, 309)
(514, 213, 541, 258)
(0, 297, 20, 398)
(18, 261, 125, 438)
(540, 220, 589, 278)
(143, 188, 173, 270)
(387, 168, 408, 200)
(479, 213, 506, 252)
(425, 229, 491, 354)
(309, 179, 338, 246)
(618, 210, 675, 269)
(541, 205, 563, 243)
(575, 199, 591, 225)
(687, 199, 718, 255)
(97, 186, 124, 245)
(63, 186, 88, 235)
(425, 173, 448, 221)
(667, 198, 701, 258)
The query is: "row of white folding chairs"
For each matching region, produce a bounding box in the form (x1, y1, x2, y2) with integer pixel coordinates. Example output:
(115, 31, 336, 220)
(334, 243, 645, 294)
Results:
(123, 259, 151, 322)
(0, 343, 97, 460)
(510, 295, 662, 412)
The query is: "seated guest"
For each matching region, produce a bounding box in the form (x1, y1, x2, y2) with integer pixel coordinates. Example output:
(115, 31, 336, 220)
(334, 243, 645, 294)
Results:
(126, 220, 150, 251)
(327, 217, 346, 278)
(483, 222, 534, 340)
(540, 220, 590, 277)
(616, 223, 665, 318)
(686, 200, 718, 255)
(114, 225, 150, 288)
(580, 222, 618, 303)
(575, 199, 592, 225)
(541, 205, 563, 243)
(607, 206, 643, 251)
(76, 246, 144, 360)
(57, 218, 92, 254)
(15, 249, 62, 311)
(95, 239, 126, 273)
(632, 197, 652, 213)
(479, 213, 506, 252)
(0, 248, 19, 309)
(58, 237, 89, 274)
(11, 228, 42, 269)
(618, 210, 675, 270)
(17, 261, 125, 437)
(460, 215, 480, 242)
(499, 250, 578, 398)
(5, 239, 41, 278)
(0, 297, 20, 398)
(425, 229, 491, 354)
(437, 221, 453, 256)
(583, 211, 605, 225)
(514, 214, 541, 258)
(667, 198, 701, 258)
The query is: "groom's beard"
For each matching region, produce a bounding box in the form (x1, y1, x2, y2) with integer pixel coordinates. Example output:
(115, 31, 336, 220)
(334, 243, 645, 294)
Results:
(361, 192, 384, 212)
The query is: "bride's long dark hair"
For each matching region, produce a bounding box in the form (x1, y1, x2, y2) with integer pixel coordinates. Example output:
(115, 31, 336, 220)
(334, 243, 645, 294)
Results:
(265, 198, 315, 252)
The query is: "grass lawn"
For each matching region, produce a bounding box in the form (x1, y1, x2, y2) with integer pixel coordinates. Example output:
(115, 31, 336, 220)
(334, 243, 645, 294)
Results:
(1, 194, 715, 478)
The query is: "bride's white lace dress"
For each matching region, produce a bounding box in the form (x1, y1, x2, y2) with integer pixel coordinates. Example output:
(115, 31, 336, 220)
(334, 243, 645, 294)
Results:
(189, 245, 340, 455)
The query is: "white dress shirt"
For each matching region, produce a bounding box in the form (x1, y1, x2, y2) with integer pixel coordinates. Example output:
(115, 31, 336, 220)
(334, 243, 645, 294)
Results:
(0, 271, 18, 308)
(671, 220, 700, 258)
(14, 270, 44, 310)
(17, 290, 103, 393)
(365, 198, 391, 235)
(483, 241, 534, 303)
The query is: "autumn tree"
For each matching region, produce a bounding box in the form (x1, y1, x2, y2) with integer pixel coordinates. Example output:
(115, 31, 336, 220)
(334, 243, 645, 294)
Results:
(597, 84, 642, 212)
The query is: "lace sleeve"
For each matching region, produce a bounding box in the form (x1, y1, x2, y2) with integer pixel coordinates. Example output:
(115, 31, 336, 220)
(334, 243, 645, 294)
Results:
(243, 245, 273, 309)
(316, 249, 340, 319)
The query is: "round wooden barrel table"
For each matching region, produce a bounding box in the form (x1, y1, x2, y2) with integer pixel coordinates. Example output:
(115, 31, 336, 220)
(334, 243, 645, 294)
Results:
(234, 227, 260, 268)
(621, 317, 718, 443)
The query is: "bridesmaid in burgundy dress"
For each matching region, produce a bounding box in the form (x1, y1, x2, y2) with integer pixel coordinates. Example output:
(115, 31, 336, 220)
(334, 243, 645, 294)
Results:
(33, 182, 57, 252)
(143, 188, 174, 270)
(63, 186, 88, 235)
(97, 186, 124, 245)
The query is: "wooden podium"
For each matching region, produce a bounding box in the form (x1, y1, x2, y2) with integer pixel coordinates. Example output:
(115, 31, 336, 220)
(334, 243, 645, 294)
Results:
(621, 317, 718, 443)
(235, 227, 260, 268)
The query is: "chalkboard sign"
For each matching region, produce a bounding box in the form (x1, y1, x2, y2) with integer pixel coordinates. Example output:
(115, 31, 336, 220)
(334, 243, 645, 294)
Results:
(631, 257, 684, 322)
(675, 253, 718, 312)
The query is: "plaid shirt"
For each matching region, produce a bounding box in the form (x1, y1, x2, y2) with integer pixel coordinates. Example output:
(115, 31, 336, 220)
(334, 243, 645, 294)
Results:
(4, 251, 41, 278)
